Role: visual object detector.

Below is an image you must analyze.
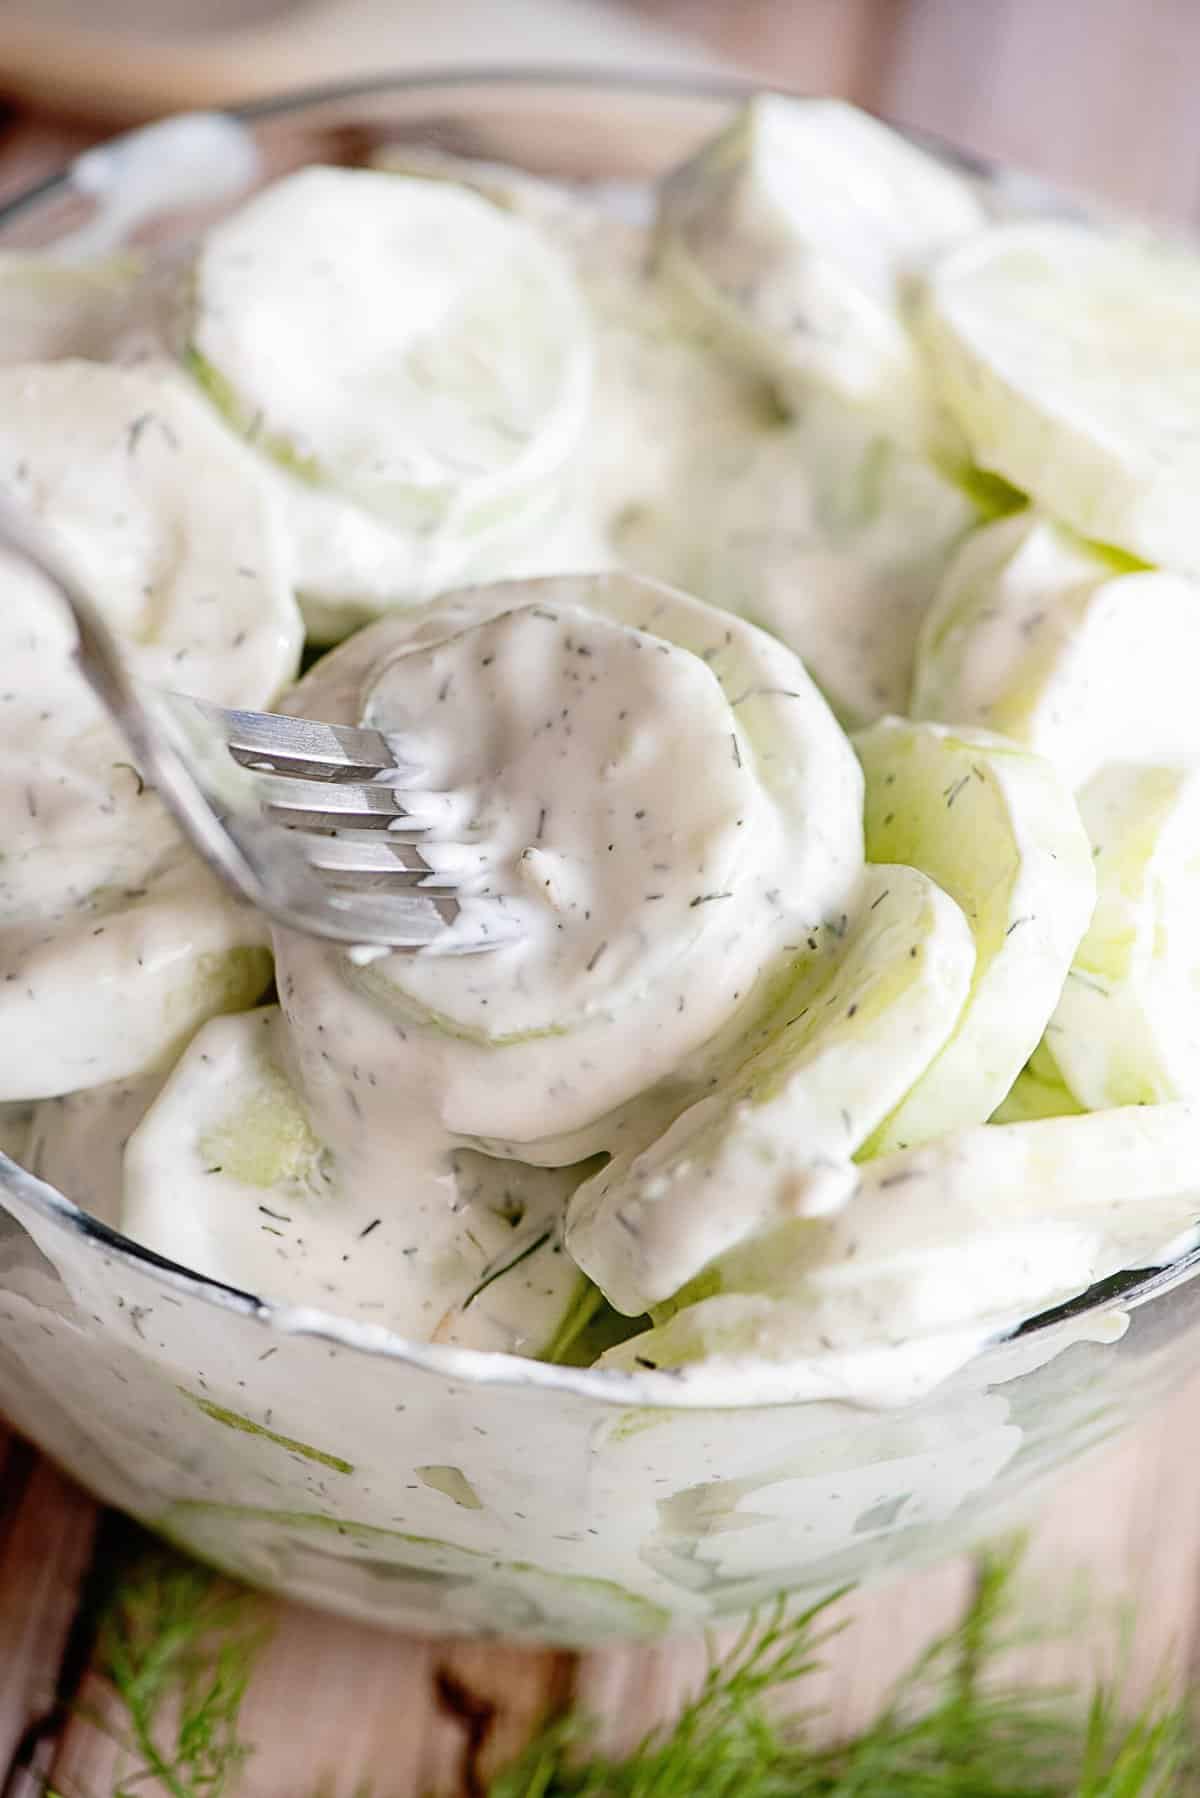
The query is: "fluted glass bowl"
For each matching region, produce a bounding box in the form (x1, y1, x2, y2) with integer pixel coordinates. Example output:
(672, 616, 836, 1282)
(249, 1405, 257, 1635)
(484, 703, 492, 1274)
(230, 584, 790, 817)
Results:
(1, 71, 1197, 1645)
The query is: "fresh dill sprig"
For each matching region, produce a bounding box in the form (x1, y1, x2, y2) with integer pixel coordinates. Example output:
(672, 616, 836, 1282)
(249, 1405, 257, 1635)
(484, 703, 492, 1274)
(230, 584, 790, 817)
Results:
(495, 1587, 846, 1798)
(77, 1537, 1195, 1798)
(487, 1548, 1196, 1798)
(1074, 1674, 1195, 1798)
(85, 1541, 270, 1798)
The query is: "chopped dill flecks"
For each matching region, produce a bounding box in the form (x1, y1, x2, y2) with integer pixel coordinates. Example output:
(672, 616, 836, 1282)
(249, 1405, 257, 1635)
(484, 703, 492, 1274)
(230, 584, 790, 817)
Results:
(460, 1227, 552, 1311)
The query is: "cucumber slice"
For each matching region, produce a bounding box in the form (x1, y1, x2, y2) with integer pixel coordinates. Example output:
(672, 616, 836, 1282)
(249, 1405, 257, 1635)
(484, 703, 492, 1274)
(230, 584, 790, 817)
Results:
(854, 718, 1095, 1150)
(0, 360, 301, 707)
(262, 467, 452, 645)
(656, 96, 983, 451)
(230, 162, 767, 645)
(913, 510, 1200, 789)
(566, 864, 975, 1315)
(1050, 761, 1200, 1107)
(665, 397, 979, 725)
(573, 206, 776, 551)
(0, 860, 272, 1103)
(366, 140, 723, 562)
(919, 220, 1200, 572)
(276, 573, 864, 1164)
(604, 1102, 1200, 1373)
(189, 166, 592, 541)
(271, 455, 598, 645)
(206, 170, 713, 643)
(122, 1008, 585, 1354)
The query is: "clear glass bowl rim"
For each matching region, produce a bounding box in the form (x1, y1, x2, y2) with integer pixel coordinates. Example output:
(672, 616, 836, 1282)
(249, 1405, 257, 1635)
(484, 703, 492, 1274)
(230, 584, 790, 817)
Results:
(1, 65, 1196, 1410)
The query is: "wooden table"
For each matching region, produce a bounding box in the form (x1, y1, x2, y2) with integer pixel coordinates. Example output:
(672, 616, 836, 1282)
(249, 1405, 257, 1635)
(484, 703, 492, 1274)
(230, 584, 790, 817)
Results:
(6, 18, 1200, 1779)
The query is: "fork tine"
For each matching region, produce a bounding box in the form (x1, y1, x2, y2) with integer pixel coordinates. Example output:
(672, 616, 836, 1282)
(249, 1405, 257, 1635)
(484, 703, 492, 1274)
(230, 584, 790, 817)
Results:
(311, 888, 461, 942)
(303, 836, 427, 874)
(314, 866, 460, 893)
(294, 882, 522, 953)
(302, 836, 461, 890)
(184, 699, 422, 782)
(255, 775, 426, 829)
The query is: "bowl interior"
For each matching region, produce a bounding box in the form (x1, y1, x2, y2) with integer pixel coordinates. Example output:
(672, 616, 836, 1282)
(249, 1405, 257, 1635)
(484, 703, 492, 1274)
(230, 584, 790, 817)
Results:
(0, 69, 1196, 1401)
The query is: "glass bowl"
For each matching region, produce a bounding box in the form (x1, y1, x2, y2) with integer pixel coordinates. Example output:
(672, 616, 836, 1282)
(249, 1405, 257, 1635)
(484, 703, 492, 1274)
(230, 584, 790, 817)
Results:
(1, 71, 1198, 1646)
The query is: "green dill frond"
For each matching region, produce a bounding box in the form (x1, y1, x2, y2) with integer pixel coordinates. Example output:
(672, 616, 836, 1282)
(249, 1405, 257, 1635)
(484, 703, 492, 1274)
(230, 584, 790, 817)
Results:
(489, 1587, 846, 1798)
(83, 1530, 1195, 1798)
(487, 1547, 1196, 1798)
(94, 1540, 270, 1798)
(1074, 1674, 1195, 1797)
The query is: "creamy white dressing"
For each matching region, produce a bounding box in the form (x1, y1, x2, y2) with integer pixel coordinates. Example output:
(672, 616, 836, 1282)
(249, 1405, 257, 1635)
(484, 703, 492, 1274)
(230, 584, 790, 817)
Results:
(0, 99, 1197, 1414)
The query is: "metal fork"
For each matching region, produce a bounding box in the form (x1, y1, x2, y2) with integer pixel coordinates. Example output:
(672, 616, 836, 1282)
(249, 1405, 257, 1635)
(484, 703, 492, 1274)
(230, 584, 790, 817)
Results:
(0, 497, 510, 952)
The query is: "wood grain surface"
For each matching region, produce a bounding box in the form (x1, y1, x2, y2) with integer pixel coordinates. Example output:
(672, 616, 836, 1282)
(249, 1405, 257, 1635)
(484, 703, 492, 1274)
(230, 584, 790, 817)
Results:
(6, 3, 1200, 1789)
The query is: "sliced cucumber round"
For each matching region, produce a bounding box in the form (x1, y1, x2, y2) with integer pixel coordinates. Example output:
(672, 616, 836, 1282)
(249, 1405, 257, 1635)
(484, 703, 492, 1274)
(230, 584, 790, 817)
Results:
(666, 397, 979, 725)
(1050, 761, 1200, 1107)
(189, 166, 592, 543)
(0, 360, 302, 706)
(656, 96, 983, 452)
(604, 1102, 1200, 1371)
(0, 863, 272, 1103)
(919, 219, 1200, 572)
(854, 718, 1095, 1150)
(275, 573, 864, 1164)
(122, 1008, 585, 1353)
(270, 454, 600, 645)
(913, 510, 1200, 789)
(566, 863, 975, 1315)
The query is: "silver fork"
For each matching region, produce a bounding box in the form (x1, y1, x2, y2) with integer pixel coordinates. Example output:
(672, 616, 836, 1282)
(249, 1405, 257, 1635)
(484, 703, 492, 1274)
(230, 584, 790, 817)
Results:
(0, 498, 510, 952)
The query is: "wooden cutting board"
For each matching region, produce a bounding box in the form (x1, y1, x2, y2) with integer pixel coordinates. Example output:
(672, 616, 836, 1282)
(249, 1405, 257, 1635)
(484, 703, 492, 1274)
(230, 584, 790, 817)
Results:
(0, 0, 717, 123)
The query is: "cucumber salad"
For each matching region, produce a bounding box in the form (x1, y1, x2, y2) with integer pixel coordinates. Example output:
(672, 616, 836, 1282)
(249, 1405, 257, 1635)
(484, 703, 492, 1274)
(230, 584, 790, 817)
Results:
(5, 94, 1200, 1401)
